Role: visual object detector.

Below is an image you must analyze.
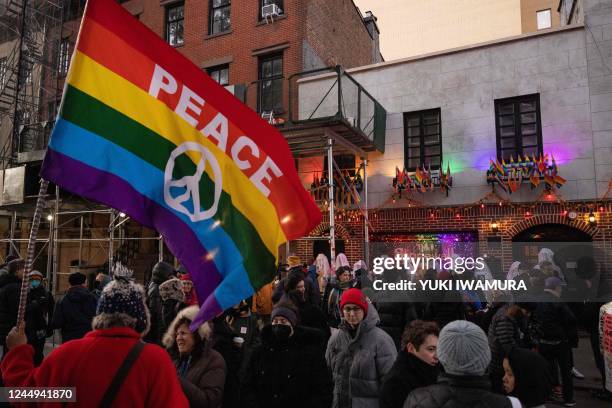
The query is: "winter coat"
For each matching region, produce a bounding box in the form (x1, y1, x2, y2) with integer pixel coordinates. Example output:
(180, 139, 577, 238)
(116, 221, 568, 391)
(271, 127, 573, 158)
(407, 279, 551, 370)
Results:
(0, 274, 21, 343)
(146, 280, 165, 343)
(0, 327, 189, 407)
(272, 271, 320, 307)
(326, 305, 397, 408)
(242, 324, 333, 408)
(163, 305, 226, 408)
(373, 301, 418, 350)
(212, 316, 245, 408)
(532, 291, 577, 344)
(487, 305, 525, 378)
(506, 347, 552, 407)
(171, 345, 226, 407)
(25, 285, 54, 341)
(403, 373, 515, 408)
(380, 351, 439, 408)
(50, 285, 97, 342)
(252, 282, 274, 316)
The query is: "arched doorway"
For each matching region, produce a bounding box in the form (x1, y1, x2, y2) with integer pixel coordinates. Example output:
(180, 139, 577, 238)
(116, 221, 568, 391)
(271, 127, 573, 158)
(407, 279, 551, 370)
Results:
(312, 239, 346, 265)
(512, 223, 594, 283)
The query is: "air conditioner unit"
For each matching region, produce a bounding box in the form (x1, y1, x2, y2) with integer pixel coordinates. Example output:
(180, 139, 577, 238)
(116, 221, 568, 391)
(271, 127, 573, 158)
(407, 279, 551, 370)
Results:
(262, 4, 282, 23)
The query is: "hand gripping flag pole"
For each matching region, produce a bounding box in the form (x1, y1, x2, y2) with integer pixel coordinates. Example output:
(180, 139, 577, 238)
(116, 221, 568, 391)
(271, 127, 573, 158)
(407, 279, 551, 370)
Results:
(16, 179, 49, 334)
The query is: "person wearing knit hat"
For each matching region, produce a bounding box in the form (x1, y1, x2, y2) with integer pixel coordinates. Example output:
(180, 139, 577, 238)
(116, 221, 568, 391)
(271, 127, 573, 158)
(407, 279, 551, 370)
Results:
(159, 278, 185, 339)
(145, 261, 175, 344)
(242, 300, 333, 407)
(2, 266, 189, 407)
(94, 276, 151, 335)
(405, 320, 519, 408)
(326, 288, 396, 408)
(24, 270, 54, 366)
(179, 273, 199, 306)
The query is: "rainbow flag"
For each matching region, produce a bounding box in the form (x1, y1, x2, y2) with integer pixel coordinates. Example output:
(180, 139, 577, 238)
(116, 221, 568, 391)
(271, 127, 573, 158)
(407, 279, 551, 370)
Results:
(40, 0, 321, 326)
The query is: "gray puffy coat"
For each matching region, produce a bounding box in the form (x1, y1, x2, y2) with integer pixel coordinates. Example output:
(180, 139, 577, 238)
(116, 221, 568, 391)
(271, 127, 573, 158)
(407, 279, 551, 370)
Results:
(326, 304, 397, 408)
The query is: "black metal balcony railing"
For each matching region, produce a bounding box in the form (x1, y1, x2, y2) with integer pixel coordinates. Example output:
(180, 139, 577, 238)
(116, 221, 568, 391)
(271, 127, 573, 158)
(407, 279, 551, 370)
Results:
(287, 65, 386, 152)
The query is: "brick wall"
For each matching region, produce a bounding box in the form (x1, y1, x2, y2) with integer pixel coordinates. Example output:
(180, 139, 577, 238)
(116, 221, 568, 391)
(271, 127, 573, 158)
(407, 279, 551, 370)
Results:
(304, 0, 375, 69)
(293, 200, 612, 287)
(137, 0, 375, 118)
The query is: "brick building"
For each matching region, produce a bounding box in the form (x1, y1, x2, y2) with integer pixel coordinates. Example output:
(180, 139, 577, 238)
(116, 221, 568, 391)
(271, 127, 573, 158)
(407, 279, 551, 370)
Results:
(0, 0, 384, 287)
(292, 0, 612, 288)
(126, 0, 382, 120)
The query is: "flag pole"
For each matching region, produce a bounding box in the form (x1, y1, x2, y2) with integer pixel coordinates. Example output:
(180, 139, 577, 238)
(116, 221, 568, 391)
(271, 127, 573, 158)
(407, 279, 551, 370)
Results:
(16, 179, 49, 333)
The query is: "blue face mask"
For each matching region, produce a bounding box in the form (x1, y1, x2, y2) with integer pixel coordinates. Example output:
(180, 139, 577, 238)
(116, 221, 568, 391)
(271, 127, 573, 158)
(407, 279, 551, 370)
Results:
(30, 280, 41, 289)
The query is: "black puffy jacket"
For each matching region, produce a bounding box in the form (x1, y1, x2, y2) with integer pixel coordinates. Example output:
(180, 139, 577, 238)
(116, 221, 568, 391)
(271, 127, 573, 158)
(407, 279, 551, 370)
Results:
(242, 325, 332, 408)
(50, 286, 97, 342)
(380, 351, 438, 408)
(403, 374, 516, 408)
(0, 274, 21, 342)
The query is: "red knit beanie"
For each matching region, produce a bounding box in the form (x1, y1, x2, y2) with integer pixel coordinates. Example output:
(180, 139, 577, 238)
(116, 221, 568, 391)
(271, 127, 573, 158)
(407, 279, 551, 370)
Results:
(339, 288, 368, 315)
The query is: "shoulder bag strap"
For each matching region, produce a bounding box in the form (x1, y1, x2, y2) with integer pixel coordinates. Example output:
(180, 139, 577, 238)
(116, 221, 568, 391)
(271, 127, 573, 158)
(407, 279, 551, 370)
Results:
(99, 340, 145, 408)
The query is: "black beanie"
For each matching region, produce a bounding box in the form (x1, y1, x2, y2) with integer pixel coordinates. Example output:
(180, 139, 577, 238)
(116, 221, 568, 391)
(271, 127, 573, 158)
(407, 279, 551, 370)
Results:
(69, 272, 87, 286)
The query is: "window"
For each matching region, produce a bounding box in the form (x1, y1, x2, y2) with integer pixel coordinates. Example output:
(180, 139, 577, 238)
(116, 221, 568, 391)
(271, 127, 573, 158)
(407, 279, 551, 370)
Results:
(403, 108, 442, 171)
(58, 39, 70, 76)
(166, 3, 184, 46)
(258, 53, 283, 114)
(0, 58, 7, 89)
(259, 0, 284, 20)
(536, 9, 552, 30)
(495, 94, 542, 162)
(209, 0, 231, 35)
(206, 64, 229, 86)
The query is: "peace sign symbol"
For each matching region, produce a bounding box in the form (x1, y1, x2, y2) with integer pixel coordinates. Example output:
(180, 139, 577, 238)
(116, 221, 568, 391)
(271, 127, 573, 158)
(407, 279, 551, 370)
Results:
(164, 142, 223, 222)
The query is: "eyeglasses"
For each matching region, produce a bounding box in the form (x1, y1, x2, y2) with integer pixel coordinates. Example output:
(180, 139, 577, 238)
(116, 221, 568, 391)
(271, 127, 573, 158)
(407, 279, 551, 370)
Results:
(343, 306, 363, 314)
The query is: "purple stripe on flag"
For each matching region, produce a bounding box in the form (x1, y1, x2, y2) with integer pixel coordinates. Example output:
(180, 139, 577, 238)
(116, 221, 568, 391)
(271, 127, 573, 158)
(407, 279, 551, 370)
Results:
(192, 294, 223, 329)
(42, 148, 223, 312)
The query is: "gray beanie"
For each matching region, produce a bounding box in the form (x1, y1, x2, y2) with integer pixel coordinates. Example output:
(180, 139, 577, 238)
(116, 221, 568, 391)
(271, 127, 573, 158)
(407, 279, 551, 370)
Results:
(437, 320, 491, 376)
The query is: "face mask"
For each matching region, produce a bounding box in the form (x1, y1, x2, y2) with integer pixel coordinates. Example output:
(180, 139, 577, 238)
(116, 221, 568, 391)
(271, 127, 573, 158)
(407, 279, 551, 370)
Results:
(271, 324, 291, 340)
(30, 280, 41, 289)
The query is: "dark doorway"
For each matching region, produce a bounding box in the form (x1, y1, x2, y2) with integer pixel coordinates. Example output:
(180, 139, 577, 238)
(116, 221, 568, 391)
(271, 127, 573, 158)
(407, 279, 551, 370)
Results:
(312, 239, 346, 264)
(512, 223, 594, 289)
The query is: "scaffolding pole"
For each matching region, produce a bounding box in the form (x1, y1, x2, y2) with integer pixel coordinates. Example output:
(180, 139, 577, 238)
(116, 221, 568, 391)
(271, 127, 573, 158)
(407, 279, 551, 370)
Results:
(363, 157, 369, 267)
(327, 136, 336, 265)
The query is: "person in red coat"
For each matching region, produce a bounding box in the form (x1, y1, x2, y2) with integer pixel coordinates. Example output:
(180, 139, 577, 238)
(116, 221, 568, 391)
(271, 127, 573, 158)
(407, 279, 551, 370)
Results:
(1, 268, 189, 407)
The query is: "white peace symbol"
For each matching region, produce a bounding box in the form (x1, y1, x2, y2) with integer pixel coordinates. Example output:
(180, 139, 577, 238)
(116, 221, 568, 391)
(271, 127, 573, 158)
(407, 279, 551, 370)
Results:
(164, 142, 222, 222)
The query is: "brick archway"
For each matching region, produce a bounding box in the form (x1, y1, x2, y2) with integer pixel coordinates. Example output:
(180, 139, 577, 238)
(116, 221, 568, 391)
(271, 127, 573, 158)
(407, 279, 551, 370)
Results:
(309, 221, 350, 239)
(504, 214, 598, 240)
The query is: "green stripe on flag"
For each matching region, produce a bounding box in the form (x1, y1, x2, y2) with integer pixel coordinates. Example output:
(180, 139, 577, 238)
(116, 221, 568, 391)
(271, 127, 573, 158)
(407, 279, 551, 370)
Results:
(60, 85, 276, 288)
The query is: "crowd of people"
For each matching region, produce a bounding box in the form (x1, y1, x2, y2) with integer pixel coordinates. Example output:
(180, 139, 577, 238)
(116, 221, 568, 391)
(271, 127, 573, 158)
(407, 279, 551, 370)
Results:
(0, 249, 610, 407)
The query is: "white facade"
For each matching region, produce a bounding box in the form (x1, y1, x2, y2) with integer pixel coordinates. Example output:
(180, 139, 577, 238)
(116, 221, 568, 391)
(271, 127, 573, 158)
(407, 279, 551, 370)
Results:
(298, 1, 612, 209)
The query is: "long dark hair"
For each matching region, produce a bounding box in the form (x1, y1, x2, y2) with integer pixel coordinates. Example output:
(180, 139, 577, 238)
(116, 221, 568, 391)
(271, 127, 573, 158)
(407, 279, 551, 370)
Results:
(168, 317, 205, 360)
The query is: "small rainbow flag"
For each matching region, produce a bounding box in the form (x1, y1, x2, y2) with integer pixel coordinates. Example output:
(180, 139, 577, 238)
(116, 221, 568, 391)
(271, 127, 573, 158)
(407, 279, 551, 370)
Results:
(40, 0, 321, 326)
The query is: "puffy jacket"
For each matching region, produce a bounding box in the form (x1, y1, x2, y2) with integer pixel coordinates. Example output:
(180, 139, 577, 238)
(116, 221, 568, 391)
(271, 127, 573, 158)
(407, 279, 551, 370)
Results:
(380, 351, 439, 408)
(50, 286, 97, 342)
(25, 286, 55, 340)
(487, 304, 527, 379)
(242, 324, 333, 408)
(403, 373, 516, 408)
(171, 345, 226, 407)
(145, 262, 174, 343)
(326, 305, 397, 408)
(0, 274, 21, 342)
(532, 291, 577, 343)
